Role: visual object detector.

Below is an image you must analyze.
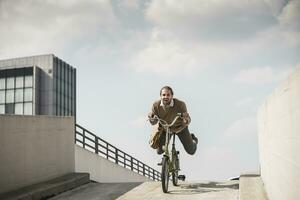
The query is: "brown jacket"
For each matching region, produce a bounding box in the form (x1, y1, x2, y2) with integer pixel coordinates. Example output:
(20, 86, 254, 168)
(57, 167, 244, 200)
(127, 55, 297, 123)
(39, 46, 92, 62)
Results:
(151, 98, 191, 133)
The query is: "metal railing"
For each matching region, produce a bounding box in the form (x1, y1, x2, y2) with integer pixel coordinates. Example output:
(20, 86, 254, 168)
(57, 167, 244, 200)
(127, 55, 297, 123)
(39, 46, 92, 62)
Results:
(75, 124, 161, 181)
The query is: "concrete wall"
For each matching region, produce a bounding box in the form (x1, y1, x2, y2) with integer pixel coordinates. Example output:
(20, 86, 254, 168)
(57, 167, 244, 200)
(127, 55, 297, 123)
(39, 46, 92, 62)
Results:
(75, 145, 151, 183)
(0, 115, 75, 193)
(257, 66, 300, 200)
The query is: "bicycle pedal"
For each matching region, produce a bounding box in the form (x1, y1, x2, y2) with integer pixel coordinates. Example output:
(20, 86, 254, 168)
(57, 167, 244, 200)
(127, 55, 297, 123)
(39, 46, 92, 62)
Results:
(178, 175, 186, 181)
(176, 151, 180, 155)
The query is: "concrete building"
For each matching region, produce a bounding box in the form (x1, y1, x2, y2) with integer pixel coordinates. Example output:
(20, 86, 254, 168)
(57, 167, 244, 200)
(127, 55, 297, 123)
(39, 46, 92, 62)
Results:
(0, 54, 76, 117)
(258, 65, 300, 200)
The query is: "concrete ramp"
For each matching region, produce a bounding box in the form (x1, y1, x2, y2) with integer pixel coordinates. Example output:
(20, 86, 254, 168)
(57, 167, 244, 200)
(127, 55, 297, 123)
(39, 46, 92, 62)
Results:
(117, 180, 239, 200)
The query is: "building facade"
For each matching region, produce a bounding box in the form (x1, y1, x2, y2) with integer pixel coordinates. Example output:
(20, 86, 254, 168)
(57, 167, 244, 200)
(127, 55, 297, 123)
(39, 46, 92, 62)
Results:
(0, 54, 76, 117)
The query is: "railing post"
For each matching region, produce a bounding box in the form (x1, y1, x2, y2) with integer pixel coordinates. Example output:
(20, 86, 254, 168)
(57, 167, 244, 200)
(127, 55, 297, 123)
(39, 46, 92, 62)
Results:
(131, 157, 133, 171)
(95, 137, 98, 154)
(124, 155, 126, 168)
(106, 143, 109, 159)
(83, 129, 85, 148)
(143, 164, 145, 176)
(115, 149, 118, 164)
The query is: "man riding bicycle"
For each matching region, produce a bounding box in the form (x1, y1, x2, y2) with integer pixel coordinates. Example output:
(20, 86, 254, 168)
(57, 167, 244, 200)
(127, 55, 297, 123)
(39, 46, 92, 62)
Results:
(148, 86, 198, 155)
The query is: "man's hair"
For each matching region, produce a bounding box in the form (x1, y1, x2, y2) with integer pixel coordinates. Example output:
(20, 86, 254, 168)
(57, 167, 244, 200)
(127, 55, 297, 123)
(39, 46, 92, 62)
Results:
(160, 86, 174, 95)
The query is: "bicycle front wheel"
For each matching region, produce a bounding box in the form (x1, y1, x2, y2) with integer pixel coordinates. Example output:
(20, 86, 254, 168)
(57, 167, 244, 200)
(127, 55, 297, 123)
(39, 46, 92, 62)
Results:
(161, 156, 170, 193)
(172, 171, 179, 186)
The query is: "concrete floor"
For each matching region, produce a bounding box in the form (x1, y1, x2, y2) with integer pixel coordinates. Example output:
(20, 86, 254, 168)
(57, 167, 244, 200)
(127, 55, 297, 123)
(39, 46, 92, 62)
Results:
(117, 180, 239, 200)
(50, 180, 239, 200)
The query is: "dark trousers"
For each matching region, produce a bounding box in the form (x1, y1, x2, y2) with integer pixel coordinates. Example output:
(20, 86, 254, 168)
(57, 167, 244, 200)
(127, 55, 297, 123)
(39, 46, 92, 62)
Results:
(157, 127, 197, 155)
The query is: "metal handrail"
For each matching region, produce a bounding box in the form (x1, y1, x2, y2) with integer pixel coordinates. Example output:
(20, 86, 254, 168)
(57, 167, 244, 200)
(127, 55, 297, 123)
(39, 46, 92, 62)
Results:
(75, 124, 161, 181)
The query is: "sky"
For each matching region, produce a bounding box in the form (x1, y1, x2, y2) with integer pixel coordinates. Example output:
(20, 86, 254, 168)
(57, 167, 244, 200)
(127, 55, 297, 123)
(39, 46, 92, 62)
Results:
(0, 0, 299, 181)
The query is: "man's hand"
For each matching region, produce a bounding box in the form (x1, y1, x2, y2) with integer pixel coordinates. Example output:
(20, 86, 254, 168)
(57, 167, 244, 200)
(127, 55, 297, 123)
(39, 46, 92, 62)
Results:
(148, 112, 154, 119)
(148, 112, 157, 125)
(182, 112, 191, 125)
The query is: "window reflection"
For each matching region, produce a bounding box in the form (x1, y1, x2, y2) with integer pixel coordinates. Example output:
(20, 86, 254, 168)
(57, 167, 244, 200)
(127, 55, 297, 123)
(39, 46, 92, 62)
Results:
(6, 90, 14, 103)
(5, 103, 14, 114)
(24, 88, 32, 101)
(15, 103, 23, 114)
(24, 102, 32, 115)
(0, 104, 4, 114)
(7, 77, 14, 89)
(0, 90, 5, 103)
(15, 89, 23, 102)
(25, 75, 32, 87)
(0, 78, 5, 89)
(16, 76, 24, 88)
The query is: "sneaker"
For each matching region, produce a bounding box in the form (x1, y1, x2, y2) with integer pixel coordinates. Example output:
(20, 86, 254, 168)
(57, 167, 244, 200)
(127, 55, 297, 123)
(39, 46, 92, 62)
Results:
(191, 133, 198, 145)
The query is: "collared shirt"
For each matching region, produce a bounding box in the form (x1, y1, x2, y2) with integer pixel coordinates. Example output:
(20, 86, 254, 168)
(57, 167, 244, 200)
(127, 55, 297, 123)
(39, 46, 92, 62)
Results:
(160, 99, 174, 107)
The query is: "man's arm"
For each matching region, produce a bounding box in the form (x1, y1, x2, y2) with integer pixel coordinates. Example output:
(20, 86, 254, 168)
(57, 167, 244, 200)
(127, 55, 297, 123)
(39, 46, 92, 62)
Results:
(181, 102, 191, 125)
(148, 104, 158, 125)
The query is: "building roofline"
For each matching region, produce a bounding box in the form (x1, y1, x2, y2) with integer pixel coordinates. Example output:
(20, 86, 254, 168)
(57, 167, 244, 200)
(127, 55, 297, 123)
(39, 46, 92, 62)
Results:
(0, 54, 55, 62)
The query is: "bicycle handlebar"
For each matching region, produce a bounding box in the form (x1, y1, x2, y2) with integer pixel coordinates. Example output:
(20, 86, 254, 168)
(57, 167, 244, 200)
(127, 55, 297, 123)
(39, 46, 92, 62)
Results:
(152, 113, 182, 128)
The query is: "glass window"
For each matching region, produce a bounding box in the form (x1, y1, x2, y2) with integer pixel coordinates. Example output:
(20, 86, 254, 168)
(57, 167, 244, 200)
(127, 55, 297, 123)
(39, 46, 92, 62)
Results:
(24, 102, 32, 115)
(0, 78, 5, 89)
(15, 89, 24, 102)
(16, 76, 24, 88)
(6, 90, 14, 103)
(25, 75, 33, 87)
(62, 66, 65, 81)
(0, 90, 5, 103)
(15, 103, 23, 115)
(24, 88, 32, 101)
(5, 103, 14, 114)
(7, 77, 15, 89)
(0, 104, 4, 114)
(57, 79, 61, 94)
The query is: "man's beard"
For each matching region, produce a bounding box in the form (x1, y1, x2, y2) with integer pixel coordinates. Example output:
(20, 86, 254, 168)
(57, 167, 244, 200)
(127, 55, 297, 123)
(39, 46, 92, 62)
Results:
(163, 99, 171, 105)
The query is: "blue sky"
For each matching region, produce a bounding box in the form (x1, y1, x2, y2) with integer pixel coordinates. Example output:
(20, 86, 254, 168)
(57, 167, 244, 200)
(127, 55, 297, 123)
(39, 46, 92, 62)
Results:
(0, 0, 299, 180)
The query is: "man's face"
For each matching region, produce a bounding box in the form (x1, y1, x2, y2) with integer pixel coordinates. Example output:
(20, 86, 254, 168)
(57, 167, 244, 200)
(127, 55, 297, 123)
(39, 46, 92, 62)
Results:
(160, 89, 173, 105)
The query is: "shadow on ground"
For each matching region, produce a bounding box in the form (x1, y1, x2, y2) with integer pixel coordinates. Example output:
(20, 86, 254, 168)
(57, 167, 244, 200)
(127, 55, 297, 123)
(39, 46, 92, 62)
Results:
(168, 181, 239, 195)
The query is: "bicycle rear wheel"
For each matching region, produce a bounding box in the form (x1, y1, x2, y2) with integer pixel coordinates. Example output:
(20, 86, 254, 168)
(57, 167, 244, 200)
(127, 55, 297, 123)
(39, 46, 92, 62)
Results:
(161, 156, 169, 193)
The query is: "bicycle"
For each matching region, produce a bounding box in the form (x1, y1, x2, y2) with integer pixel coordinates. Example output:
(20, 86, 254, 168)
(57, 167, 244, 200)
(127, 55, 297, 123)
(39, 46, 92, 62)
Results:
(152, 113, 186, 193)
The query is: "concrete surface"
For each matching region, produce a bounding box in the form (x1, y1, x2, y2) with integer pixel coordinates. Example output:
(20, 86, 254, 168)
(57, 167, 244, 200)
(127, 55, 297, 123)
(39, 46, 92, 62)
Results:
(239, 174, 268, 200)
(0, 173, 89, 200)
(0, 115, 75, 193)
(75, 145, 151, 183)
(49, 182, 143, 200)
(117, 180, 239, 200)
(257, 65, 300, 200)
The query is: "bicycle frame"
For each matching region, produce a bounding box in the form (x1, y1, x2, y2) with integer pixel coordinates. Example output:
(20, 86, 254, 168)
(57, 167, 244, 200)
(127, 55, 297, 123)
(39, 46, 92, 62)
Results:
(152, 114, 182, 192)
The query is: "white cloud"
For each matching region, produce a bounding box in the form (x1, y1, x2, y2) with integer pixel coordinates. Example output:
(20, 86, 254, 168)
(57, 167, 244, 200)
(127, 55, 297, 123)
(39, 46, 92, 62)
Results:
(263, 0, 288, 16)
(233, 66, 293, 85)
(145, 0, 276, 41)
(278, 0, 300, 46)
(118, 0, 139, 10)
(0, 0, 117, 59)
(224, 117, 257, 140)
(130, 39, 199, 77)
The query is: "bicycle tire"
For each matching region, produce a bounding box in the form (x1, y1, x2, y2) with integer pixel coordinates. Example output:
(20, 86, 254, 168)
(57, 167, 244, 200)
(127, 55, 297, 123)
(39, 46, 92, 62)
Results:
(172, 170, 179, 186)
(161, 156, 169, 193)
(172, 152, 179, 186)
